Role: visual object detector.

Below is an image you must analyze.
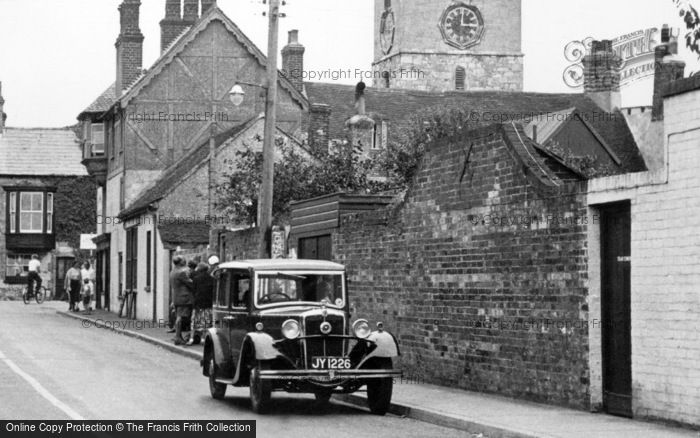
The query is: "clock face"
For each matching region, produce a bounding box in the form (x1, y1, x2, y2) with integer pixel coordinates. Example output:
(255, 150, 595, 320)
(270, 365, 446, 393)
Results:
(439, 3, 484, 50)
(380, 9, 395, 55)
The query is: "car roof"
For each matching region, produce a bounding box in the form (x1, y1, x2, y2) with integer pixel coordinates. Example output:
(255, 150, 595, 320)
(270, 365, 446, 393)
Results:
(215, 259, 346, 272)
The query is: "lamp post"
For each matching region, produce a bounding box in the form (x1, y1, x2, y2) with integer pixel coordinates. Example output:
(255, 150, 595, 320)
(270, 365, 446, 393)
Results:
(228, 0, 280, 258)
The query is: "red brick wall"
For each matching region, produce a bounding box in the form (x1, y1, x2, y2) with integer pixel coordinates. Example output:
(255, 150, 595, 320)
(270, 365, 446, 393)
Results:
(333, 126, 591, 408)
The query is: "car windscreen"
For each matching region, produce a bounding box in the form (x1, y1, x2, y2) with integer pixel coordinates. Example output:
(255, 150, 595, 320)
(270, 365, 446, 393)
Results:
(255, 272, 344, 308)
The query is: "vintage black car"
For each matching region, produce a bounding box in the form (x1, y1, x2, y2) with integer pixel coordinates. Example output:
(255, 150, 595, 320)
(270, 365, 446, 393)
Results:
(201, 259, 401, 414)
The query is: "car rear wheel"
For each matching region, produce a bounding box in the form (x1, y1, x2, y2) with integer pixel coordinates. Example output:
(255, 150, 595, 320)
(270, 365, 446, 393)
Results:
(249, 364, 271, 414)
(208, 356, 227, 400)
(366, 358, 393, 415)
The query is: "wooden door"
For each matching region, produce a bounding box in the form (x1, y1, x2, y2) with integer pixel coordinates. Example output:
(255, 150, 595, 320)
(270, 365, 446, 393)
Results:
(54, 257, 72, 301)
(299, 235, 332, 260)
(600, 202, 632, 417)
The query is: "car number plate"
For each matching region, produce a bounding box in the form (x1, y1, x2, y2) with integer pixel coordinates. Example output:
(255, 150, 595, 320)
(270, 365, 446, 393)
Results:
(311, 357, 351, 369)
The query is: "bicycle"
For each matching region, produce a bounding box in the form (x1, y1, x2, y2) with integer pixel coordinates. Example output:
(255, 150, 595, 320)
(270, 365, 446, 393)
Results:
(23, 284, 46, 305)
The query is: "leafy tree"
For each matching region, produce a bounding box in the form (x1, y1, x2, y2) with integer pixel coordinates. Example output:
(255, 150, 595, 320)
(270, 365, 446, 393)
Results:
(674, 0, 700, 56)
(215, 137, 389, 225)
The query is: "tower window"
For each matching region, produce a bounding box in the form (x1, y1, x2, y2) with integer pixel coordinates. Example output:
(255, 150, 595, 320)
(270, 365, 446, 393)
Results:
(455, 67, 466, 91)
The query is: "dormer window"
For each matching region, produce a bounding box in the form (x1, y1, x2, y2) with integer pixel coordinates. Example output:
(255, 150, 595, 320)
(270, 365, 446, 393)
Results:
(91, 123, 105, 155)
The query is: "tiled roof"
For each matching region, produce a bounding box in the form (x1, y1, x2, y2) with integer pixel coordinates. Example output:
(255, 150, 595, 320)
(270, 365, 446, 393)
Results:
(0, 128, 87, 176)
(523, 107, 576, 144)
(159, 222, 211, 247)
(305, 83, 646, 174)
(501, 123, 564, 188)
(119, 117, 258, 219)
(78, 83, 116, 119)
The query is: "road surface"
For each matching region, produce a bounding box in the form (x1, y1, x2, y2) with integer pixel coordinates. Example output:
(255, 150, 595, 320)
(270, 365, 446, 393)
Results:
(0, 302, 466, 437)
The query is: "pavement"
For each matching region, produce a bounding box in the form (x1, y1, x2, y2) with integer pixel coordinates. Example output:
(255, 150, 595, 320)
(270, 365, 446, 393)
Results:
(49, 302, 699, 438)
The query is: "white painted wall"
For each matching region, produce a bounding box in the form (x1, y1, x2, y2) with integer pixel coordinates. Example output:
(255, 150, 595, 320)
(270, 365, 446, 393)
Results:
(587, 86, 700, 425)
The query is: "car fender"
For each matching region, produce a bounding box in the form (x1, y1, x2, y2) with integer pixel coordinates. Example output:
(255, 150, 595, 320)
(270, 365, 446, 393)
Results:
(357, 330, 400, 368)
(246, 332, 280, 360)
(203, 328, 231, 375)
(231, 332, 281, 386)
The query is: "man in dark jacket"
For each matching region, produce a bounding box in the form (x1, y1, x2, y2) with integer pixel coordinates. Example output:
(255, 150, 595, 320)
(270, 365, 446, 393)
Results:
(187, 262, 214, 345)
(170, 256, 194, 345)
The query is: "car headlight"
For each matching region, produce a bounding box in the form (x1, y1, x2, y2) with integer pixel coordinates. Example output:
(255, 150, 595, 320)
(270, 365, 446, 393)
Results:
(352, 319, 371, 339)
(281, 319, 300, 339)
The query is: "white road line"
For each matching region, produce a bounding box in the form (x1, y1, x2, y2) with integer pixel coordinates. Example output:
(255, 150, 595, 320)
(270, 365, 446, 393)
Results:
(0, 348, 84, 420)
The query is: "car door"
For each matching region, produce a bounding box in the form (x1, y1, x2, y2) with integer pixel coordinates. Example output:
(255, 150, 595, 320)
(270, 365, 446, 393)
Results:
(227, 269, 251, 365)
(211, 269, 232, 362)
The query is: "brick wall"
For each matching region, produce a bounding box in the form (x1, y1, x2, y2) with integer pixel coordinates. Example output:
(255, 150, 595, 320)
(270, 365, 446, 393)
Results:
(214, 227, 260, 262)
(331, 125, 590, 408)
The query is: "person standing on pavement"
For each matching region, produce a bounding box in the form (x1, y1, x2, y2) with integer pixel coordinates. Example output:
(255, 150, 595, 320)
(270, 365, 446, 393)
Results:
(170, 256, 194, 345)
(27, 254, 42, 296)
(81, 261, 95, 313)
(64, 261, 82, 312)
(187, 262, 214, 345)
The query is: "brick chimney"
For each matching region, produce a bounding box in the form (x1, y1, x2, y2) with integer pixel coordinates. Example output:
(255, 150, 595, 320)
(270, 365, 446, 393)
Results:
(309, 103, 331, 154)
(652, 25, 686, 121)
(345, 82, 376, 153)
(201, 0, 216, 14)
(115, 0, 144, 97)
(282, 30, 305, 94)
(160, 0, 186, 53)
(582, 40, 621, 112)
(183, 0, 199, 23)
(0, 81, 5, 133)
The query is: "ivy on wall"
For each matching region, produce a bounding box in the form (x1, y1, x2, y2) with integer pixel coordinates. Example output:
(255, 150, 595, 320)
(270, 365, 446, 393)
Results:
(54, 176, 97, 249)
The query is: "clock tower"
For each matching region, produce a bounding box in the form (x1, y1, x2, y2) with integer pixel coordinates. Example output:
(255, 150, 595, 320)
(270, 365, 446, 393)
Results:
(373, 0, 523, 92)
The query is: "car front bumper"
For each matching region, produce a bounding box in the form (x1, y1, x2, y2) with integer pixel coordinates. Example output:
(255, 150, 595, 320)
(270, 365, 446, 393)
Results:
(258, 369, 403, 381)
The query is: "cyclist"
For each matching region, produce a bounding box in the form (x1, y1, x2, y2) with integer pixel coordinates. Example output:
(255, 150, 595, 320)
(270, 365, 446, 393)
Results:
(27, 254, 42, 297)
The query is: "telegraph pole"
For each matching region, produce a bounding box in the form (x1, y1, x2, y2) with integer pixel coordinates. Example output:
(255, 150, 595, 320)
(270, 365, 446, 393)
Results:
(258, 0, 280, 258)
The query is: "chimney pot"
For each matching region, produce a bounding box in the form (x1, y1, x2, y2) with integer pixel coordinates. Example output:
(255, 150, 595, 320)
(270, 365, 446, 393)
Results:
(289, 29, 299, 44)
(652, 26, 685, 121)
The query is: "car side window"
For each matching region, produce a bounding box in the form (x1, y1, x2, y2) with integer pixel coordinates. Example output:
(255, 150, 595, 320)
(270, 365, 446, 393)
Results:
(216, 271, 230, 308)
(231, 272, 251, 310)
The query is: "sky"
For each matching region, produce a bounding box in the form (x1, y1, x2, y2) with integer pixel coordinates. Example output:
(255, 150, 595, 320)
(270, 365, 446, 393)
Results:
(0, 0, 698, 127)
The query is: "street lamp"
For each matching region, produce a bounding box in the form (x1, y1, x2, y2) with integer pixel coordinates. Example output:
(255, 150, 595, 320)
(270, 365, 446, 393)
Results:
(228, 84, 245, 106)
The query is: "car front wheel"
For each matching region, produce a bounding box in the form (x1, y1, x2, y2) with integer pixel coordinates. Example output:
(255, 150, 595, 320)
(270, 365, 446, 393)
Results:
(249, 364, 271, 414)
(366, 358, 393, 415)
(208, 356, 227, 400)
(314, 389, 333, 404)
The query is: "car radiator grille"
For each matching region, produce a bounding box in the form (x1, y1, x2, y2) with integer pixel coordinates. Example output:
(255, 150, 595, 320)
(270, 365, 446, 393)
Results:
(303, 315, 345, 367)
